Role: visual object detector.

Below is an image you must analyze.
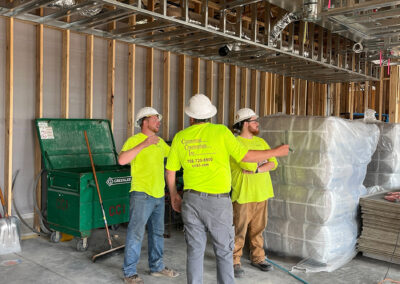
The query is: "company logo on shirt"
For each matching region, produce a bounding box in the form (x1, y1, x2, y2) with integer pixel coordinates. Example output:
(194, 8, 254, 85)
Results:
(106, 176, 132, 186)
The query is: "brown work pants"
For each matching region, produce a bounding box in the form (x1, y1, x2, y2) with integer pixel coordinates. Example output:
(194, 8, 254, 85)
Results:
(233, 200, 268, 265)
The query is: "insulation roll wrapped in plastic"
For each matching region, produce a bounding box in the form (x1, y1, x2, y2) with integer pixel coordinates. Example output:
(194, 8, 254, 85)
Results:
(264, 218, 358, 264)
(364, 122, 400, 189)
(269, 185, 364, 224)
(259, 115, 379, 272)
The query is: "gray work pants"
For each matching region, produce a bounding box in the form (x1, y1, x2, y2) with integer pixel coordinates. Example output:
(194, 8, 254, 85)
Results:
(181, 191, 235, 284)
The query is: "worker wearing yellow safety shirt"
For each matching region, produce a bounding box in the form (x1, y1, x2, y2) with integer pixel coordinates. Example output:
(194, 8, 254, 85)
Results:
(230, 108, 278, 278)
(119, 107, 179, 284)
(165, 94, 289, 284)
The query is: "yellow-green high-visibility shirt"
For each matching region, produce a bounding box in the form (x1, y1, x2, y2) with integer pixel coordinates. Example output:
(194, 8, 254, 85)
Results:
(166, 123, 248, 194)
(230, 135, 278, 204)
(121, 133, 170, 198)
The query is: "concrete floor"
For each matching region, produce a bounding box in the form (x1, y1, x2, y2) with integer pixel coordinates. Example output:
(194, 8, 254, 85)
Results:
(1, 226, 400, 284)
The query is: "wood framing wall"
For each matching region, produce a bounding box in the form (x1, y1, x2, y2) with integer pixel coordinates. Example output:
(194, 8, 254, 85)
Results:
(1, 16, 400, 219)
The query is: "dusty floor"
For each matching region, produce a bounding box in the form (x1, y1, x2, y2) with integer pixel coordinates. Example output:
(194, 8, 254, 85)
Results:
(1, 225, 400, 284)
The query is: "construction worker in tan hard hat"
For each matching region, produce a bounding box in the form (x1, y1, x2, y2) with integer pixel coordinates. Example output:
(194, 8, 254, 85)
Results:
(165, 94, 289, 284)
(119, 107, 179, 284)
(230, 108, 277, 278)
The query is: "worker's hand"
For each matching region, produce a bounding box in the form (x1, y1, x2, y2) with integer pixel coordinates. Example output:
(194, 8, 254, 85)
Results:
(274, 144, 289, 157)
(258, 162, 275, 173)
(242, 169, 254, 174)
(171, 193, 182, 213)
(143, 135, 159, 147)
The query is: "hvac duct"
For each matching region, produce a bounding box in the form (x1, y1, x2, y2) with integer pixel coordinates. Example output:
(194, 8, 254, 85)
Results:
(303, 0, 321, 21)
(270, 13, 299, 43)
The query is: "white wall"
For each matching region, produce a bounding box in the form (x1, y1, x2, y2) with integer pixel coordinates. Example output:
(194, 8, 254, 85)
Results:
(0, 18, 259, 215)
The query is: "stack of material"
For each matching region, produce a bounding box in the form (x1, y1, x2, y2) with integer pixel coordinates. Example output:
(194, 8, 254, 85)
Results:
(364, 123, 400, 190)
(259, 115, 379, 272)
(358, 192, 400, 264)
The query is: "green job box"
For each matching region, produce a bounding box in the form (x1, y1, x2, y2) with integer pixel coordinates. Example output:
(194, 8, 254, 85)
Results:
(35, 119, 131, 246)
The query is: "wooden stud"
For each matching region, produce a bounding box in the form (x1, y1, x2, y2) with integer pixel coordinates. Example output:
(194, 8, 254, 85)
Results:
(379, 66, 384, 120)
(389, 66, 400, 123)
(266, 73, 273, 114)
(146, 48, 154, 107)
(334, 83, 341, 117)
(34, 19, 43, 230)
(307, 81, 314, 116)
(178, 55, 186, 130)
(349, 54, 356, 119)
(240, 68, 247, 108)
(285, 77, 292, 115)
(5, 18, 13, 215)
(107, 39, 116, 130)
(349, 83, 355, 119)
(146, 0, 155, 107)
(259, 72, 267, 116)
(127, 44, 135, 137)
(364, 81, 369, 112)
(217, 63, 225, 124)
(250, 70, 257, 111)
(321, 84, 327, 116)
(85, 35, 94, 119)
(193, 57, 200, 95)
(299, 80, 307, 116)
(294, 78, 300, 115)
(277, 75, 283, 113)
(314, 83, 320, 116)
(163, 51, 170, 140)
(271, 74, 277, 114)
(206, 61, 213, 101)
(370, 82, 376, 110)
(61, 30, 70, 119)
(229, 65, 237, 128)
(128, 9, 136, 136)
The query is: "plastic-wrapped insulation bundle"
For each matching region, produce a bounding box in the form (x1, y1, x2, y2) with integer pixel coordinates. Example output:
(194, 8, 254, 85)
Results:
(259, 115, 379, 272)
(364, 122, 400, 189)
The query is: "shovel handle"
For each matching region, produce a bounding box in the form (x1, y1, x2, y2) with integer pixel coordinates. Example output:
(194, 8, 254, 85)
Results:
(0, 186, 9, 218)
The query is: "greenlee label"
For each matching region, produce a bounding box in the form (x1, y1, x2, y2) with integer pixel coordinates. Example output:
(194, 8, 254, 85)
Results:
(106, 176, 132, 187)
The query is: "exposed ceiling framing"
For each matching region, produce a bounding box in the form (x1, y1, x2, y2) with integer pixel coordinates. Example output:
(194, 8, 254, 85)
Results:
(1, 0, 395, 83)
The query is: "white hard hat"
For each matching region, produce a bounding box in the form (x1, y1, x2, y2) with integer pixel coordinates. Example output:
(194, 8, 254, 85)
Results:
(135, 107, 162, 127)
(184, 94, 217, 119)
(234, 108, 258, 125)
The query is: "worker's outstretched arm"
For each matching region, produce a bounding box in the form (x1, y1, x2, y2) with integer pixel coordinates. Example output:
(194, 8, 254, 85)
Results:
(241, 144, 289, 163)
(166, 170, 182, 213)
(118, 135, 159, 165)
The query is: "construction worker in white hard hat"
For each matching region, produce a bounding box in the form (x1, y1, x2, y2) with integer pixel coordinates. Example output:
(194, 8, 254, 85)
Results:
(119, 107, 179, 284)
(230, 108, 277, 278)
(165, 94, 289, 284)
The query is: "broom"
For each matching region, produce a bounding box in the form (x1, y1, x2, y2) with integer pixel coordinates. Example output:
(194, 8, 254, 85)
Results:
(0, 185, 21, 255)
(84, 131, 125, 262)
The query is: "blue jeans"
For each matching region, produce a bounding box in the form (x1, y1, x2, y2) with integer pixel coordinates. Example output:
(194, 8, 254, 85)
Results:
(123, 191, 165, 277)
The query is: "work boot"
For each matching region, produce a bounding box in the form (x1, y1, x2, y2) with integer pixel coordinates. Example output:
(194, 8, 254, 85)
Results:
(251, 260, 273, 271)
(150, 267, 179, 278)
(124, 274, 144, 284)
(234, 264, 245, 278)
